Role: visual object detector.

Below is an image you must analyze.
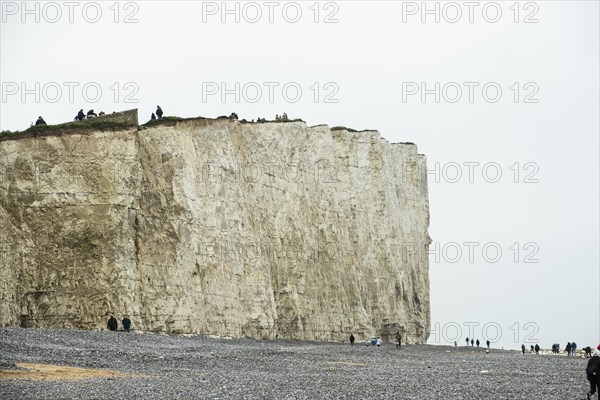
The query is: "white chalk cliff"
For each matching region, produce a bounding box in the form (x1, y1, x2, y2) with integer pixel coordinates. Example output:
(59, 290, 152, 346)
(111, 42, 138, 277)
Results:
(0, 116, 431, 343)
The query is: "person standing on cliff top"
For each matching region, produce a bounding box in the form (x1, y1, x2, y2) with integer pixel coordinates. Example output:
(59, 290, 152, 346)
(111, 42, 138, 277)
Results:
(35, 116, 46, 125)
(156, 106, 163, 119)
(349, 333, 355, 346)
(107, 314, 118, 331)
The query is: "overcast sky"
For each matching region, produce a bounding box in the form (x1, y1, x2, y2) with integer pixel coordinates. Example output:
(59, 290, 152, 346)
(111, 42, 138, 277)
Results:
(1, 1, 598, 350)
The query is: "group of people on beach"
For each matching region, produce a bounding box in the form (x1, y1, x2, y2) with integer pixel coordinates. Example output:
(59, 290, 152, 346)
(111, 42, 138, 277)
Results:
(521, 344, 541, 354)
(566, 342, 579, 356)
(107, 314, 131, 333)
(347, 332, 599, 398)
(348, 331, 403, 349)
(464, 337, 491, 349)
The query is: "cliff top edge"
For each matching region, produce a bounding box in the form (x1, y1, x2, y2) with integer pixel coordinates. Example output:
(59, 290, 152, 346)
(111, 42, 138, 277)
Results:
(0, 108, 417, 148)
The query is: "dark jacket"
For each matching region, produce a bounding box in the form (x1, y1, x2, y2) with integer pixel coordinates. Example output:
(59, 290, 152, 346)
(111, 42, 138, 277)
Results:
(107, 316, 118, 331)
(587, 352, 600, 379)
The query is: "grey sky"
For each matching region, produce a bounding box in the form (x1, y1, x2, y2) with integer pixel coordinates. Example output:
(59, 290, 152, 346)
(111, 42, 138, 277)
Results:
(1, 1, 598, 349)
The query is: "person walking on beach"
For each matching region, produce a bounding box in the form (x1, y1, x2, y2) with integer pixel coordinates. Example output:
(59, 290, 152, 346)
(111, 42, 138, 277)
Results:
(466, 337, 469, 346)
(567, 342, 572, 356)
(350, 333, 355, 346)
(586, 346, 600, 399)
(107, 314, 118, 331)
(476, 339, 480, 348)
(521, 344, 526, 354)
(572, 342, 578, 356)
(395, 331, 402, 349)
(535, 344, 540, 354)
(486, 340, 490, 349)
(471, 338, 474, 347)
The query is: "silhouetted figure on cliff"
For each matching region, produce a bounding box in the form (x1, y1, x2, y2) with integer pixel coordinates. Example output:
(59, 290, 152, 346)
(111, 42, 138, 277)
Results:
(471, 339, 474, 347)
(35, 116, 46, 126)
(521, 344, 526, 354)
(151, 113, 156, 120)
(349, 333, 355, 345)
(107, 315, 118, 331)
(77, 109, 85, 121)
(476, 339, 480, 347)
(535, 344, 540, 354)
(486, 340, 490, 349)
(466, 337, 469, 346)
(87, 109, 97, 118)
(122, 316, 131, 333)
(156, 106, 163, 119)
(99, 111, 105, 116)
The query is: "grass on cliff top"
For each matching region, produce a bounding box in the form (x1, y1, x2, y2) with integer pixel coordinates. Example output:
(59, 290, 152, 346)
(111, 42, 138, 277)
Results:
(140, 115, 305, 127)
(0, 119, 136, 138)
(331, 126, 358, 132)
(140, 116, 185, 127)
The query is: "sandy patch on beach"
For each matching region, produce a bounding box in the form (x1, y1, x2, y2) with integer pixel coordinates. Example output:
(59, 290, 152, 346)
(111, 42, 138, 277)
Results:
(0, 363, 136, 381)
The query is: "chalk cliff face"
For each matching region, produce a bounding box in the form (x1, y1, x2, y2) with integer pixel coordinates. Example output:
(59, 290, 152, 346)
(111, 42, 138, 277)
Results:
(0, 118, 431, 343)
